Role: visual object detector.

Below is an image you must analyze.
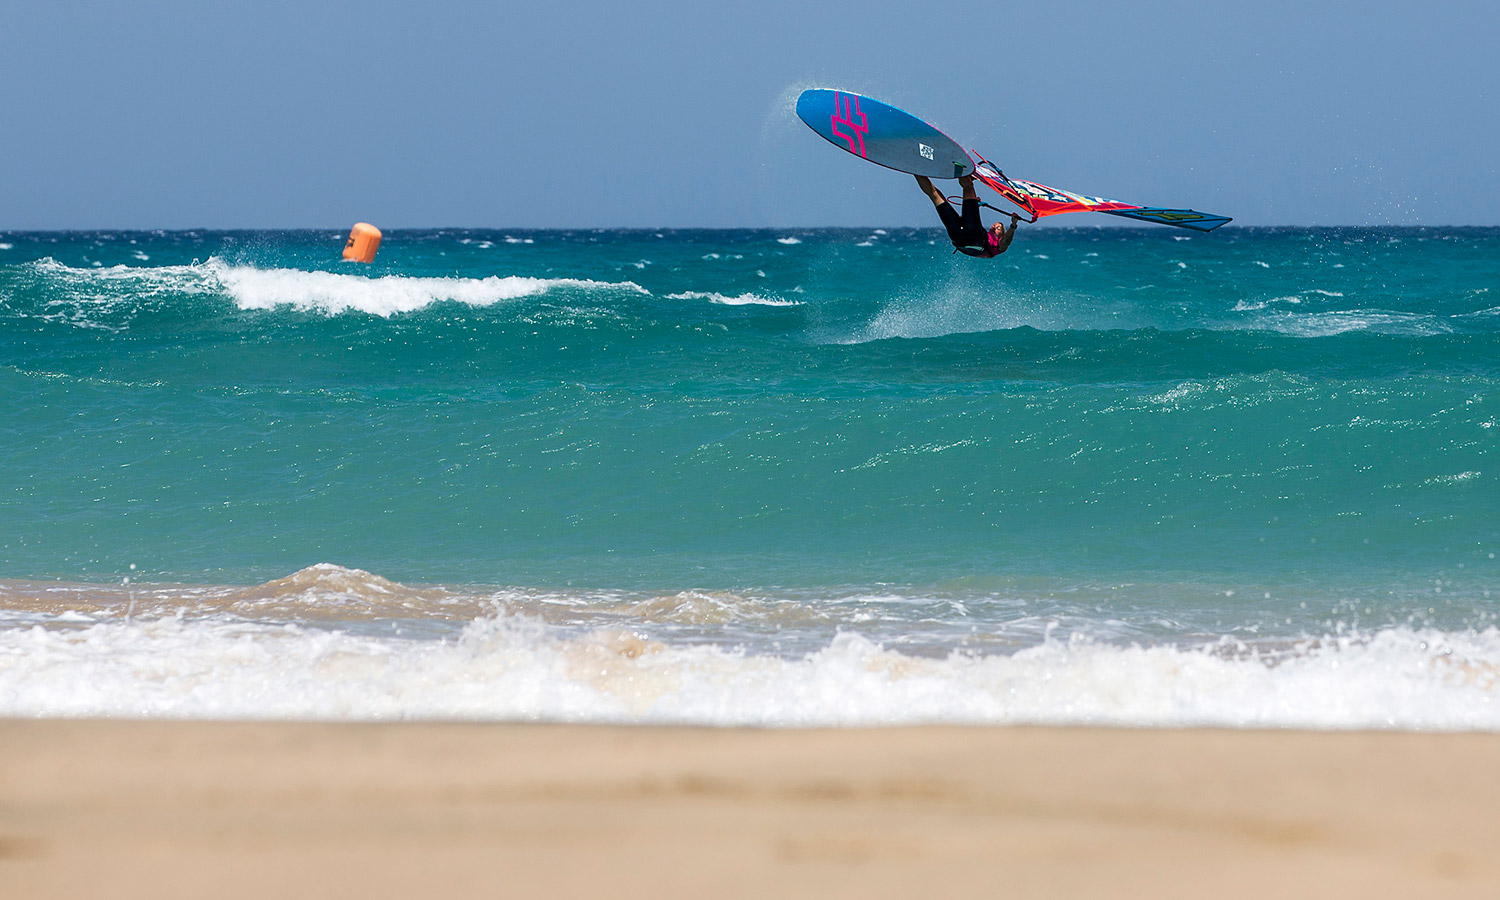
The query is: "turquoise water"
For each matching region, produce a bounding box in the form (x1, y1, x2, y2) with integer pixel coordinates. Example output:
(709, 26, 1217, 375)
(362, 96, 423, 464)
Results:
(2, 227, 1498, 725)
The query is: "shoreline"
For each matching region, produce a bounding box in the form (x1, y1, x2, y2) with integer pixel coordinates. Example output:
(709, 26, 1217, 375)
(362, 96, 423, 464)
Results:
(3, 721, 1498, 898)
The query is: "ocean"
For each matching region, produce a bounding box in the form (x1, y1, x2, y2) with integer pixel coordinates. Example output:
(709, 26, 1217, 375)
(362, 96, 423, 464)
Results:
(1, 226, 1497, 727)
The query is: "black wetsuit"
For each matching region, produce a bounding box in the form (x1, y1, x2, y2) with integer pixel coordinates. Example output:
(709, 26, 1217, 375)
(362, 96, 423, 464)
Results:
(936, 197, 999, 258)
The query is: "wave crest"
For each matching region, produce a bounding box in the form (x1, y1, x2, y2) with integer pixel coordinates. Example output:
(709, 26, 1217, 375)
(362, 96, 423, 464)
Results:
(7, 257, 649, 320)
(209, 260, 646, 316)
(666, 291, 802, 307)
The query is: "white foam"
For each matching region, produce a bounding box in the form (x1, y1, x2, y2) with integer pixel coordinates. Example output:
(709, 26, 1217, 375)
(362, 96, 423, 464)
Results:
(208, 260, 646, 317)
(1259, 310, 1449, 338)
(27, 257, 214, 300)
(776, 237, 802, 245)
(1234, 296, 1301, 312)
(666, 291, 803, 307)
(21, 258, 649, 319)
(1423, 471, 1481, 486)
(0, 243, 13, 250)
(1146, 381, 1211, 406)
(3, 615, 1499, 728)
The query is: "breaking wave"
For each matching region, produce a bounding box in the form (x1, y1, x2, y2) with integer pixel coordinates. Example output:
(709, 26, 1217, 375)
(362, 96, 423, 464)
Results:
(3, 565, 1499, 729)
(212, 262, 646, 316)
(4, 257, 649, 320)
(4, 608, 1499, 728)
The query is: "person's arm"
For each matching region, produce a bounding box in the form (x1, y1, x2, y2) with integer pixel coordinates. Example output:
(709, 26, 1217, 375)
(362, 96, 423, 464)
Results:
(997, 214, 1020, 251)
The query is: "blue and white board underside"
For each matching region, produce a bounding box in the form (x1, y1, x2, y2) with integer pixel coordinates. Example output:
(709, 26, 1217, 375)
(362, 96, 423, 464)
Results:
(796, 89, 974, 180)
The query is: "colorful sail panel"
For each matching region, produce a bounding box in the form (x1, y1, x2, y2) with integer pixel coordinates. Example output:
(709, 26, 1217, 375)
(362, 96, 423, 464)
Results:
(1098, 208, 1234, 231)
(972, 158, 1231, 232)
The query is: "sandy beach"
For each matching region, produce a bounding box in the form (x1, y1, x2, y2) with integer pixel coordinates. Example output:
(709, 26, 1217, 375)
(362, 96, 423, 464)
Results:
(1, 721, 1497, 898)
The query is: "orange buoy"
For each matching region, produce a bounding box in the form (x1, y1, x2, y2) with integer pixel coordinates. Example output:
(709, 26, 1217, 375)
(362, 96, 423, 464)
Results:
(342, 222, 381, 262)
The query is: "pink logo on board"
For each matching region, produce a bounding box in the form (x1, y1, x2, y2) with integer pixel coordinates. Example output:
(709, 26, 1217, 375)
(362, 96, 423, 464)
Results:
(830, 92, 868, 158)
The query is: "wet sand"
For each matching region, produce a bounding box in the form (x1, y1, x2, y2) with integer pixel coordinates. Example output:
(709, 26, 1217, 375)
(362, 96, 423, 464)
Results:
(2, 721, 1498, 898)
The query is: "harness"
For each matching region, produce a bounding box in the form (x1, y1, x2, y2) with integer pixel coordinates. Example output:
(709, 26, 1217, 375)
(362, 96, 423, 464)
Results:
(944, 194, 1009, 256)
(943, 154, 1026, 256)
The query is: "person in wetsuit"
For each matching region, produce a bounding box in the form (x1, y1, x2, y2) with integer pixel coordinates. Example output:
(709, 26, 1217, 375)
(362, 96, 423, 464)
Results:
(915, 173, 1019, 258)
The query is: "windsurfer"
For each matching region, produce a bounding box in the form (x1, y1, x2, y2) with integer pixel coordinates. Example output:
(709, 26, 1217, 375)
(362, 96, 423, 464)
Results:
(915, 174, 1018, 258)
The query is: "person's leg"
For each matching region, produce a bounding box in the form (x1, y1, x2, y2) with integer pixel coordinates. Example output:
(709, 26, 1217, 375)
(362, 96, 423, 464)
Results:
(934, 200, 965, 245)
(955, 175, 988, 243)
(960, 174, 978, 201)
(915, 175, 948, 210)
(960, 197, 984, 234)
(918, 176, 966, 244)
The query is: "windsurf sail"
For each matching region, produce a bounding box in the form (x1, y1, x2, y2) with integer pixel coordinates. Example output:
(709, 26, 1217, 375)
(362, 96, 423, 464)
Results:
(794, 88, 1232, 231)
(972, 156, 1231, 232)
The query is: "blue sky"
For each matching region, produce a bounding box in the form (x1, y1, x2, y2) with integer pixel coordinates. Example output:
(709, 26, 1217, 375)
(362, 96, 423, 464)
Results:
(3, 1, 1496, 228)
